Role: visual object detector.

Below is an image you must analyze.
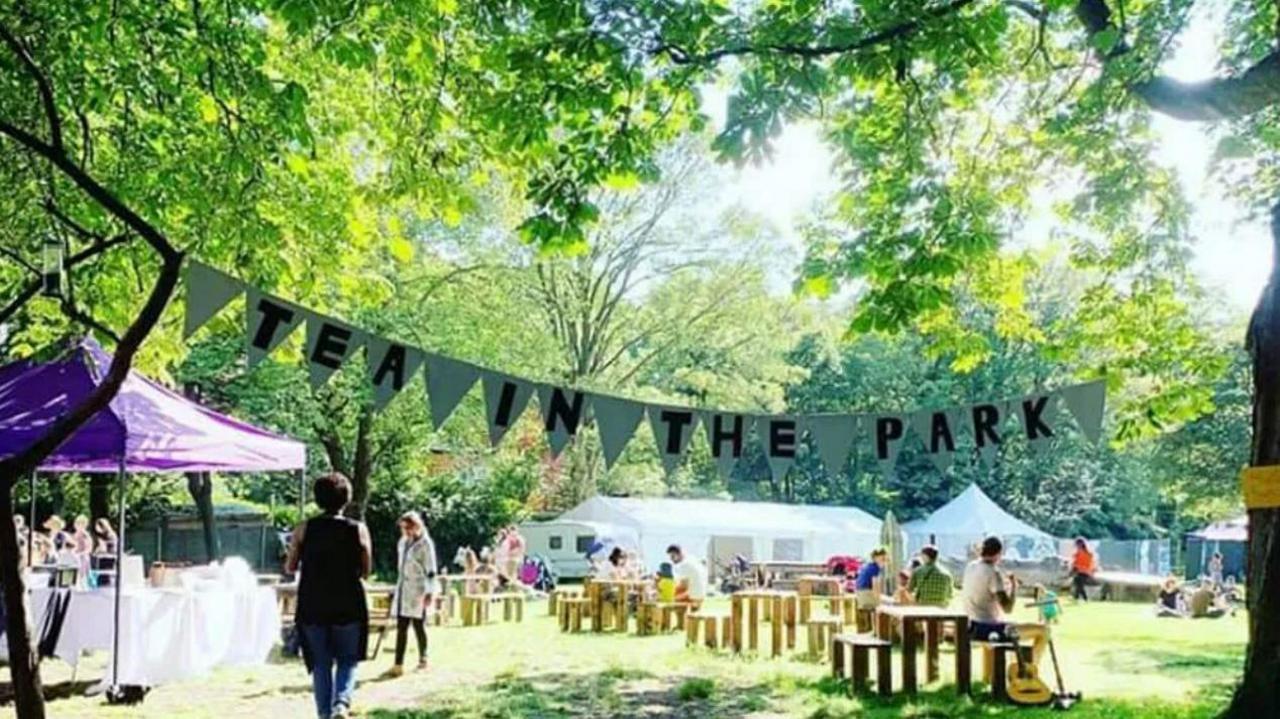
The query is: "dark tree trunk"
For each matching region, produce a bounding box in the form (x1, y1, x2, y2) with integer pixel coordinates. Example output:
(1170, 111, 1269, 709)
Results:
(347, 409, 374, 522)
(1229, 202, 1280, 717)
(186, 472, 220, 563)
(0, 482, 46, 719)
(88, 473, 111, 525)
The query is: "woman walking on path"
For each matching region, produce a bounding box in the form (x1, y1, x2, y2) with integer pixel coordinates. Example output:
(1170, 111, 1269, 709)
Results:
(1069, 536, 1099, 602)
(286, 473, 372, 719)
(388, 511, 437, 677)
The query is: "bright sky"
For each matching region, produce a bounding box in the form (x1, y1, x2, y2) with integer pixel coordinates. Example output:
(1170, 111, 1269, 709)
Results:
(713, 13, 1272, 314)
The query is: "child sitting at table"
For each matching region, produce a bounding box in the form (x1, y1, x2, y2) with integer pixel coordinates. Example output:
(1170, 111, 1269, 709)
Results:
(656, 563, 676, 603)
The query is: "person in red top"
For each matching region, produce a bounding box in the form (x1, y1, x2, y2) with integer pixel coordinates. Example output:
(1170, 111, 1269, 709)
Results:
(1069, 536, 1099, 602)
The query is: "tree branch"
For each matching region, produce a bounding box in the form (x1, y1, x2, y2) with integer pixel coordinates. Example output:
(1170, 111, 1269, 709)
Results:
(0, 23, 63, 151)
(654, 0, 977, 64)
(0, 246, 37, 275)
(0, 231, 131, 326)
(1074, 0, 1280, 121)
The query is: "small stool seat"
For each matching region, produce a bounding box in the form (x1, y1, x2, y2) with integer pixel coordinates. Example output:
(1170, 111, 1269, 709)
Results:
(558, 597, 590, 633)
(686, 612, 733, 650)
(501, 593, 525, 622)
(832, 633, 892, 697)
(460, 593, 494, 626)
(548, 588, 580, 615)
(806, 616, 844, 660)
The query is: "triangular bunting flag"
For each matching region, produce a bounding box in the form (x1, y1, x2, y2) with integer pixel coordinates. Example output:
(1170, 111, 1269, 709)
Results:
(1011, 393, 1060, 454)
(909, 409, 958, 473)
(481, 372, 534, 447)
(537, 385, 590, 458)
(648, 405, 699, 475)
(805, 414, 858, 478)
(304, 312, 364, 389)
(701, 412, 754, 480)
(762, 415, 801, 483)
(245, 289, 305, 368)
(870, 414, 910, 481)
(366, 337, 424, 411)
(184, 261, 244, 339)
(593, 394, 645, 469)
(1060, 380, 1106, 444)
(425, 354, 480, 429)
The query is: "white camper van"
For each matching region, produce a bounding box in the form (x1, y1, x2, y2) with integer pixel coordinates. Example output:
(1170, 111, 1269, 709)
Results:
(518, 520, 640, 579)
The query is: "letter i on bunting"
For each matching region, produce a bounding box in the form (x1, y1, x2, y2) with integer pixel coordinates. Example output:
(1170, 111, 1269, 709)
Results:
(424, 354, 480, 429)
(537, 385, 589, 458)
(701, 412, 753, 480)
(183, 261, 244, 339)
(366, 337, 424, 411)
(482, 372, 534, 447)
(304, 312, 365, 388)
(594, 394, 645, 469)
(245, 288, 305, 368)
(648, 405, 699, 475)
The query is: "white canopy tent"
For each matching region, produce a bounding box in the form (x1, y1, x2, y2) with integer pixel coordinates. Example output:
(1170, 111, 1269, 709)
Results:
(558, 495, 883, 572)
(903, 484, 1058, 560)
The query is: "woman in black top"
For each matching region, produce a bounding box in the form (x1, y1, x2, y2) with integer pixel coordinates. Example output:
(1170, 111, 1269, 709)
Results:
(286, 473, 371, 719)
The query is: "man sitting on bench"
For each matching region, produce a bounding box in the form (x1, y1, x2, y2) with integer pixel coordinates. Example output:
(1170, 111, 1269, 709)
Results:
(667, 544, 707, 611)
(963, 537, 1047, 665)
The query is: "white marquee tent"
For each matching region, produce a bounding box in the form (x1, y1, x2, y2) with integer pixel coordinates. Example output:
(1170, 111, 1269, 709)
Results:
(558, 495, 884, 571)
(903, 484, 1058, 560)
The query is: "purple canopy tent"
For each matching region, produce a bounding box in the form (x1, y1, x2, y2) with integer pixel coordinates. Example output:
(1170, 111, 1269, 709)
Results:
(0, 337, 306, 692)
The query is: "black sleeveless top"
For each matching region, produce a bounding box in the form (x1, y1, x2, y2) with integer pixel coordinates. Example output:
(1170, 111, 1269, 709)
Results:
(296, 514, 369, 628)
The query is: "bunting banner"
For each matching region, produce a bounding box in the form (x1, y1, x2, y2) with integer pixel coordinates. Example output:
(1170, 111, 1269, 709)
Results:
(482, 372, 534, 447)
(304, 312, 365, 389)
(182, 259, 1109, 478)
(701, 412, 753, 480)
(648, 405, 699, 475)
(594, 395, 645, 469)
(806, 414, 858, 478)
(537, 384, 590, 458)
(366, 336, 424, 411)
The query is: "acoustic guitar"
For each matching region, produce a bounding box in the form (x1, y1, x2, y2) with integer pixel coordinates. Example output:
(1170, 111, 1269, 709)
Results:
(1007, 645, 1053, 706)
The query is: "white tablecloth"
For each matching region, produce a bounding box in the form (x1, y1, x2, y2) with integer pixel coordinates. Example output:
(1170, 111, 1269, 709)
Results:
(3, 585, 279, 686)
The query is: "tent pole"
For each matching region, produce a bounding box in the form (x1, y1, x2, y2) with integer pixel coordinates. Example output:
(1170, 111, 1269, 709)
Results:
(111, 459, 127, 690)
(297, 470, 305, 522)
(27, 470, 36, 568)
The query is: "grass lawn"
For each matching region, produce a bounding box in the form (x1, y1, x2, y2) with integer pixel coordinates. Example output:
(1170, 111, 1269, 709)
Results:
(17, 599, 1245, 718)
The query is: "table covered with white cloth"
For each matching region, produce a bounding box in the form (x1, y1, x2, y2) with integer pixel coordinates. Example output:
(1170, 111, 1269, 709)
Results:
(1, 583, 280, 687)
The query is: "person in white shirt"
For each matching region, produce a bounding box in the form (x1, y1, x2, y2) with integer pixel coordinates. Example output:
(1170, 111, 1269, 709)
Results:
(962, 536, 1048, 666)
(666, 544, 707, 609)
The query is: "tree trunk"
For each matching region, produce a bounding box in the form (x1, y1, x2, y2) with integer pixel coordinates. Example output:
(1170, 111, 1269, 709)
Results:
(347, 409, 374, 521)
(186, 472, 220, 563)
(1228, 202, 1280, 717)
(0, 482, 46, 719)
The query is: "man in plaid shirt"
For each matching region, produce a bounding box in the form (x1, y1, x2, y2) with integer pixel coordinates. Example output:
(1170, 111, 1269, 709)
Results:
(907, 545, 954, 607)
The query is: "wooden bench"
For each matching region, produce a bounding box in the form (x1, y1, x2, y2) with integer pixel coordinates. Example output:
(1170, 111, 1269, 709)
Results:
(832, 634, 892, 697)
(637, 602, 688, 636)
(806, 616, 844, 660)
(501, 594, 525, 622)
(686, 612, 733, 650)
(367, 591, 396, 659)
(558, 596, 590, 633)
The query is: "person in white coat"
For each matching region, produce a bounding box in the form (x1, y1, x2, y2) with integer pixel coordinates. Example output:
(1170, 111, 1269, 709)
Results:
(388, 511, 437, 677)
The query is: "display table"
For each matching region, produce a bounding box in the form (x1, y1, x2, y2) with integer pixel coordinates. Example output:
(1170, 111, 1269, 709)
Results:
(1, 584, 279, 687)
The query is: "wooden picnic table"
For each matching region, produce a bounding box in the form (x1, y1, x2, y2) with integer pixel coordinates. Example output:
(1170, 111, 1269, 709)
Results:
(873, 604, 971, 696)
(585, 578, 649, 632)
(751, 561, 827, 589)
(729, 589, 798, 656)
(796, 574, 847, 623)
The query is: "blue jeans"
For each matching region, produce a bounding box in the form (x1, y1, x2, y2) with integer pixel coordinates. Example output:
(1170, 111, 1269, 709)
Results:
(299, 623, 361, 718)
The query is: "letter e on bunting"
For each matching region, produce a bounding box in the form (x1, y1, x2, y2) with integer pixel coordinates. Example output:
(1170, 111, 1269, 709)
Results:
(304, 312, 365, 388)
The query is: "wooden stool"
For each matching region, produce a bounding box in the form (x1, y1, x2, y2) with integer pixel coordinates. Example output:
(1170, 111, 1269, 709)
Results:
(460, 594, 492, 626)
(559, 597, 589, 633)
(837, 596, 858, 625)
(832, 634, 892, 697)
(502, 594, 525, 622)
(855, 607, 875, 633)
(806, 616, 843, 660)
(548, 588, 578, 615)
(686, 613, 733, 650)
(983, 642, 1018, 702)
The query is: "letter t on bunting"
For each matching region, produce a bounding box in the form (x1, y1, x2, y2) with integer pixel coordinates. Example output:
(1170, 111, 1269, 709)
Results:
(245, 289, 305, 368)
(537, 385, 589, 458)
(648, 405, 699, 475)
